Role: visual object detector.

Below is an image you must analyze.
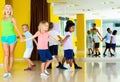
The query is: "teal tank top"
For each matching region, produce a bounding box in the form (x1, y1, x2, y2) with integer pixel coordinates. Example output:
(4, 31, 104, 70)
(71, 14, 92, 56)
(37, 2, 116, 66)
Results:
(1, 16, 16, 36)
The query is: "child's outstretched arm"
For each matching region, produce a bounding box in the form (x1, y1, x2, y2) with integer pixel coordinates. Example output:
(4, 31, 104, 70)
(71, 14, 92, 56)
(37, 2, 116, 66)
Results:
(33, 39, 38, 46)
(98, 35, 102, 41)
(17, 35, 25, 39)
(49, 36, 61, 45)
(22, 34, 38, 42)
(62, 35, 70, 44)
(97, 29, 102, 38)
(57, 35, 63, 40)
(102, 35, 106, 41)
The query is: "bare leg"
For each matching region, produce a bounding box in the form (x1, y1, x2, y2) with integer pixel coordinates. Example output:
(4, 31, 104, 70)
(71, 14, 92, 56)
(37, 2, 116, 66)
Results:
(45, 60, 52, 70)
(62, 57, 66, 65)
(55, 55, 61, 62)
(2, 43, 9, 73)
(41, 63, 45, 73)
(88, 49, 90, 54)
(9, 43, 16, 72)
(24, 58, 34, 67)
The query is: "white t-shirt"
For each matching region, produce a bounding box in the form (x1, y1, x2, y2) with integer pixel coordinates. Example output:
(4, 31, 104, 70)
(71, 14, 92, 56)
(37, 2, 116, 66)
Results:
(105, 33, 111, 43)
(48, 30, 60, 46)
(93, 33, 99, 43)
(111, 35, 116, 44)
(63, 32, 73, 50)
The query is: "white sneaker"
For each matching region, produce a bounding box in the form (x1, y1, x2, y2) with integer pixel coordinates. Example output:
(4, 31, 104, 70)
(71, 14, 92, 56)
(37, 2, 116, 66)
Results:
(68, 68, 73, 72)
(67, 64, 71, 69)
(40, 73, 48, 78)
(67, 64, 73, 72)
(8, 73, 12, 77)
(44, 70, 49, 75)
(3, 73, 9, 78)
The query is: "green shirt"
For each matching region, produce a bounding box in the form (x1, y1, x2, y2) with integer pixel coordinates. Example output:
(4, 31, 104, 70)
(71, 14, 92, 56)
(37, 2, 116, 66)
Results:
(1, 16, 15, 36)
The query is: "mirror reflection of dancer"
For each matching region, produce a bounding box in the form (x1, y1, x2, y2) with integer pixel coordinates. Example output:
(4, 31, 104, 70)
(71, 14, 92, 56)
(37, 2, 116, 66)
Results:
(87, 30, 93, 56)
(110, 30, 117, 56)
(103, 28, 114, 57)
(1, 4, 23, 78)
(91, 23, 102, 55)
(92, 29, 102, 57)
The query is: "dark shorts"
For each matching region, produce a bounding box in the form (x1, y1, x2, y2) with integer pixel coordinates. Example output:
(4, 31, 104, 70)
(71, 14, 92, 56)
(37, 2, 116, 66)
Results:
(64, 49, 74, 60)
(49, 45, 58, 55)
(106, 42, 111, 48)
(38, 50, 53, 62)
(94, 43, 99, 48)
(111, 44, 116, 50)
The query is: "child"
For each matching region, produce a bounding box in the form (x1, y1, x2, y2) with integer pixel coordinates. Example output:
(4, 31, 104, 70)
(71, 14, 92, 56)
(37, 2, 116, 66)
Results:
(22, 21, 61, 78)
(22, 24, 37, 71)
(103, 28, 113, 57)
(62, 20, 82, 69)
(62, 21, 75, 71)
(110, 30, 117, 56)
(48, 22, 67, 69)
(92, 29, 101, 57)
(87, 30, 93, 56)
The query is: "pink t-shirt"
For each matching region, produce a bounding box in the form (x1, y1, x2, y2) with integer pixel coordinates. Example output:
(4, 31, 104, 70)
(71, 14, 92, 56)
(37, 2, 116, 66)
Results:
(35, 31, 50, 50)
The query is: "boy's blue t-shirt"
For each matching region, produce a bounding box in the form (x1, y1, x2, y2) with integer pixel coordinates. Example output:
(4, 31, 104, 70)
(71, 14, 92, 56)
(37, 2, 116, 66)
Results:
(24, 31, 33, 48)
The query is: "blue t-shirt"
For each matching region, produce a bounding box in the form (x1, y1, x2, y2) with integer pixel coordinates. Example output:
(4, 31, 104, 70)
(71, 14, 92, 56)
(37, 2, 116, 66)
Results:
(24, 31, 33, 48)
(105, 33, 111, 43)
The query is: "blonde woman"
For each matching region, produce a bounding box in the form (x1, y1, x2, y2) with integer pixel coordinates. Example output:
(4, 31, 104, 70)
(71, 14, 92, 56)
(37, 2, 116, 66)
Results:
(1, 4, 23, 78)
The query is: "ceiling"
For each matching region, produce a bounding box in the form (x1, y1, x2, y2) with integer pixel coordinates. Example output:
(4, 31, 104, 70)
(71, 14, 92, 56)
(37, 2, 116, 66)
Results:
(49, 0, 120, 19)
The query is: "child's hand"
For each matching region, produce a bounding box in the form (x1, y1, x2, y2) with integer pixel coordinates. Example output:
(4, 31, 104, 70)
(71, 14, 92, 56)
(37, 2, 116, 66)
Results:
(102, 38, 104, 41)
(20, 38, 25, 42)
(58, 42, 62, 46)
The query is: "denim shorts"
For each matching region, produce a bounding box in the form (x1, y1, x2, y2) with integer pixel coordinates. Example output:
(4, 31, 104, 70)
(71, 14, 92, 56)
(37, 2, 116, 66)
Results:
(38, 49, 53, 62)
(49, 45, 58, 55)
(64, 49, 74, 60)
(1, 35, 17, 45)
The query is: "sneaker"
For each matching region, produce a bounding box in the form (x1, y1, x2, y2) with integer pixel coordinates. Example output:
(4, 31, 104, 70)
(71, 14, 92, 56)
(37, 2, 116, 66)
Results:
(8, 73, 12, 77)
(67, 64, 71, 69)
(93, 54, 97, 57)
(44, 70, 49, 75)
(103, 53, 106, 57)
(92, 51, 94, 54)
(88, 54, 91, 57)
(60, 65, 67, 70)
(40, 73, 48, 78)
(24, 67, 32, 71)
(110, 53, 114, 57)
(56, 64, 61, 68)
(68, 68, 73, 72)
(98, 52, 101, 55)
(3, 73, 9, 78)
(75, 65, 82, 69)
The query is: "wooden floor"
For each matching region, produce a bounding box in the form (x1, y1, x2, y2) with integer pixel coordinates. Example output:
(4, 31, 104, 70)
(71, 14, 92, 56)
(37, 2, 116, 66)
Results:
(0, 60, 120, 82)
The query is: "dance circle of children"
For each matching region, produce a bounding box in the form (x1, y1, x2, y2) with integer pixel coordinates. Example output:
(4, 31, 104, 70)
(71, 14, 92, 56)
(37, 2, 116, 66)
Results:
(87, 23, 117, 57)
(1, 4, 82, 79)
